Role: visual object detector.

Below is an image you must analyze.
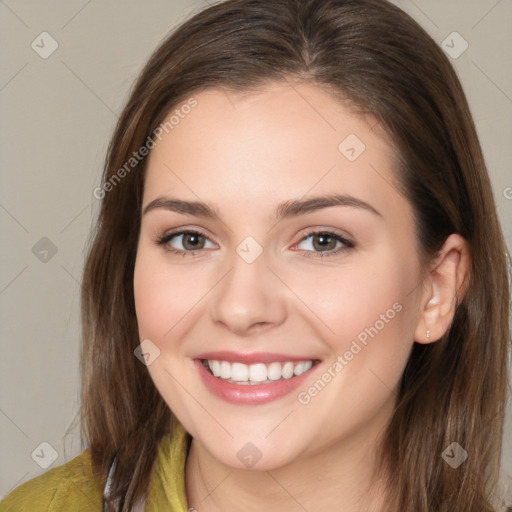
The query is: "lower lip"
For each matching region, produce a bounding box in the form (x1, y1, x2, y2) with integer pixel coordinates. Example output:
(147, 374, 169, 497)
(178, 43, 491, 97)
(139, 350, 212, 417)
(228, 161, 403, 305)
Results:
(195, 360, 318, 405)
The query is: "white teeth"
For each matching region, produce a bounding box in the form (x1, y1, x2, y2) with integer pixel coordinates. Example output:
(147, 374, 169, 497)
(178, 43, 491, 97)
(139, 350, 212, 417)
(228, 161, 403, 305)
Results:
(267, 362, 282, 381)
(220, 361, 231, 379)
(210, 360, 221, 377)
(231, 362, 248, 381)
(294, 362, 305, 376)
(295, 361, 313, 375)
(282, 362, 294, 379)
(249, 363, 267, 382)
(206, 359, 315, 383)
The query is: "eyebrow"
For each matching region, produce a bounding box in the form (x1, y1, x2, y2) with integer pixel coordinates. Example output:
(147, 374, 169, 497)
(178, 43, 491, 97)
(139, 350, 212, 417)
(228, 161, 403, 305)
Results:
(142, 193, 382, 221)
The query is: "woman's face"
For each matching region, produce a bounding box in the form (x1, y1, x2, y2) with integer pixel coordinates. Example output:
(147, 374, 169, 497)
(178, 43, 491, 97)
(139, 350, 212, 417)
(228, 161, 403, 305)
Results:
(134, 81, 425, 471)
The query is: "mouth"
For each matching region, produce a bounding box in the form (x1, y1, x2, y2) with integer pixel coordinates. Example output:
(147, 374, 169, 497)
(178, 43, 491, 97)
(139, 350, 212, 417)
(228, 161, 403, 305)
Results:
(193, 353, 321, 405)
(201, 358, 317, 385)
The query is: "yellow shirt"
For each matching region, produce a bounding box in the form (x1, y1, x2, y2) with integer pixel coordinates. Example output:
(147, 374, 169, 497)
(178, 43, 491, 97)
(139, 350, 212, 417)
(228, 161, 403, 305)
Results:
(0, 422, 191, 512)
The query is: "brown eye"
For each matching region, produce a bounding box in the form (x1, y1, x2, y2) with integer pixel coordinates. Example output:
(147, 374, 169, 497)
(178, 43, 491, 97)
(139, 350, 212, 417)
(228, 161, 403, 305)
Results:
(295, 230, 354, 259)
(180, 232, 206, 250)
(311, 233, 338, 251)
(156, 230, 215, 255)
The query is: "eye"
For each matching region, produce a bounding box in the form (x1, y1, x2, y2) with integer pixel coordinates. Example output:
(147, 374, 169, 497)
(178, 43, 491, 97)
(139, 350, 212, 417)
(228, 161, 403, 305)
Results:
(156, 229, 216, 256)
(294, 230, 354, 259)
(155, 228, 354, 259)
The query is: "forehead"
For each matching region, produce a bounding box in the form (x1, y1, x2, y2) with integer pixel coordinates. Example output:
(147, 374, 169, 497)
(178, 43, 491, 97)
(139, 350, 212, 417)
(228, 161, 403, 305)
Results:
(143, 81, 404, 219)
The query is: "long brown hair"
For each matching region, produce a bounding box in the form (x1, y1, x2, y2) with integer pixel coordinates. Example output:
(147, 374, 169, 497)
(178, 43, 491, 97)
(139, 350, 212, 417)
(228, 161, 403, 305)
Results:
(80, 0, 511, 510)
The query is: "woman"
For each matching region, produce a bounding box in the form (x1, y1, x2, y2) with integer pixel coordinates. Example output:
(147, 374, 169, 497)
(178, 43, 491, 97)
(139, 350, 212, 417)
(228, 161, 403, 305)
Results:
(1, 0, 510, 511)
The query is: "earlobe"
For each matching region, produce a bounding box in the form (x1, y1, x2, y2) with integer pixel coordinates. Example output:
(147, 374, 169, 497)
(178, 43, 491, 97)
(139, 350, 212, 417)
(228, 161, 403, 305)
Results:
(414, 234, 471, 344)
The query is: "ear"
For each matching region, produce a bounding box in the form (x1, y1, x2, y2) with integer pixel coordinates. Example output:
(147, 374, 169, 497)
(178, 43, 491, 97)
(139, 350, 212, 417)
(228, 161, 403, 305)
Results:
(414, 233, 471, 344)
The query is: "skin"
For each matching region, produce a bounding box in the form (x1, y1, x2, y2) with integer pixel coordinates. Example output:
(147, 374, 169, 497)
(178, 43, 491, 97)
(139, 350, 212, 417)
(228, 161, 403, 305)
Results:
(133, 81, 469, 511)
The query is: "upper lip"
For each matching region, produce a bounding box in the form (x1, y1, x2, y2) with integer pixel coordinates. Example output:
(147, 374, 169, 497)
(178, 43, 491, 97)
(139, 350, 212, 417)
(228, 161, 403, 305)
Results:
(195, 351, 319, 365)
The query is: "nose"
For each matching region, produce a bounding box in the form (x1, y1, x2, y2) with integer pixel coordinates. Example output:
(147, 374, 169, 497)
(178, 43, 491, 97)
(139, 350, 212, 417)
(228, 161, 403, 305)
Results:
(208, 248, 287, 337)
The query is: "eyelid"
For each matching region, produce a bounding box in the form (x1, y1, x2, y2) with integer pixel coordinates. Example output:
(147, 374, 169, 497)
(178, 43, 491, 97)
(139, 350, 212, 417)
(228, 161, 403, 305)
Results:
(294, 226, 354, 244)
(155, 228, 217, 253)
(162, 227, 213, 241)
(291, 228, 354, 257)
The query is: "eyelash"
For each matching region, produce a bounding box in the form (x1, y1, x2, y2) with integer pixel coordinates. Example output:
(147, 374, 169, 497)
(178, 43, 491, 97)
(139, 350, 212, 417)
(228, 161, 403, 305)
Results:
(155, 229, 355, 259)
(156, 229, 212, 258)
(296, 230, 354, 259)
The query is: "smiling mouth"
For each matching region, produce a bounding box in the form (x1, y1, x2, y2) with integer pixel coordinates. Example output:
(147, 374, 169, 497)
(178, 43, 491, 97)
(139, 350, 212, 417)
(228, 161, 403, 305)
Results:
(201, 359, 319, 385)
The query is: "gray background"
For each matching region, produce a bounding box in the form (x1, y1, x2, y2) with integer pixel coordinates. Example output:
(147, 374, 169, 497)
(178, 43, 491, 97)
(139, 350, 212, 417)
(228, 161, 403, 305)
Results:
(1, 0, 511, 506)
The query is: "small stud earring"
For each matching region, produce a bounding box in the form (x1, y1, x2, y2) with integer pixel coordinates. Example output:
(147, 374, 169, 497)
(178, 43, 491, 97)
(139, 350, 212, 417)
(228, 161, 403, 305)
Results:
(426, 329, 430, 340)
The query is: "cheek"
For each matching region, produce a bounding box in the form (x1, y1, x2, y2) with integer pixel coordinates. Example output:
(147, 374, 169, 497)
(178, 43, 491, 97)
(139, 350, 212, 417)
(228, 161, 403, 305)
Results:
(133, 250, 205, 413)
(133, 248, 206, 342)
(289, 255, 417, 345)
(285, 250, 420, 406)
(290, 258, 417, 437)
(133, 268, 173, 341)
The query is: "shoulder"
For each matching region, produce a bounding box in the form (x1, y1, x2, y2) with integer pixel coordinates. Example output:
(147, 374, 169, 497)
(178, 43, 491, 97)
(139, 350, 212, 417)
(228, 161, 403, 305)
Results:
(0, 449, 104, 512)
